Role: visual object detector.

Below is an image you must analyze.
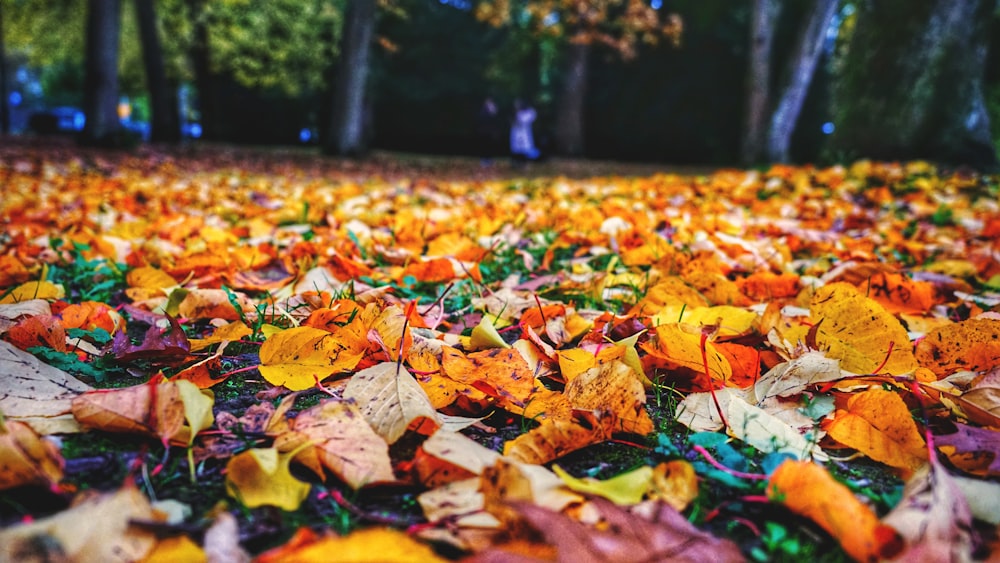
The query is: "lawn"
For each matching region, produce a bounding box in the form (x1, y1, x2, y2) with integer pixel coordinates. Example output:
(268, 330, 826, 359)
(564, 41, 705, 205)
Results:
(1, 141, 999, 561)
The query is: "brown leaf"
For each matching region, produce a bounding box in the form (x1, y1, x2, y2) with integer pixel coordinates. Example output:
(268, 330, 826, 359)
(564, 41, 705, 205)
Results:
(0, 418, 64, 490)
(478, 497, 744, 563)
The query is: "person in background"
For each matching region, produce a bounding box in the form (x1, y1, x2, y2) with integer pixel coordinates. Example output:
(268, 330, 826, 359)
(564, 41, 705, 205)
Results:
(475, 97, 503, 165)
(509, 98, 540, 162)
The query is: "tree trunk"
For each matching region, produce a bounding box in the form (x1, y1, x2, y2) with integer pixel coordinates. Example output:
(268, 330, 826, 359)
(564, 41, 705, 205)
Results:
(741, 0, 780, 165)
(186, 0, 217, 140)
(831, 0, 997, 168)
(136, 0, 179, 143)
(325, 0, 376, 156)
(766, 0, 837, 162)
(554, 41, 589, 156)
(81, 0, 121, 146)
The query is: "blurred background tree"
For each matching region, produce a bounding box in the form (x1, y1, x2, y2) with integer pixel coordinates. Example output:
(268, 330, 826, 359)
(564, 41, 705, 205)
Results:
(0, 0, 997, 166)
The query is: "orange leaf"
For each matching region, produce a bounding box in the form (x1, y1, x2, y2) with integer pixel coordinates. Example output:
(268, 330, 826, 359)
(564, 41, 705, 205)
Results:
(5, 314, 66, 352)
(564, 359, 653, 435)
(855, 272, 936, 314)
(503, 410, 618, 465)
(915, 318, 1000, 378)
(822, 388, 928, 475)
(768, 460, 902, 562)
(0, 419, 64, 490)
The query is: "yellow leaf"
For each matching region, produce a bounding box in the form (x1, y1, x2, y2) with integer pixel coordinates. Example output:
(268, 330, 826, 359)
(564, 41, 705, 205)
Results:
(258, 326, 365, 391)
(565, 359, 653, 435)
(468, 315, 511, 350)
(672, 305, 758, 339)
(143, 536, 207, 563)
(174, 380, 214, 446)
(642, 323, 732, 384)
(649, 460, 699, 511)
(553, 464, 654, 505)
(260, 527, 448, 563)
(823, 388, 928, 474)
(225, 447, 310, 510)
(809, 282, 917, 375)
(0, 280, 64, 304)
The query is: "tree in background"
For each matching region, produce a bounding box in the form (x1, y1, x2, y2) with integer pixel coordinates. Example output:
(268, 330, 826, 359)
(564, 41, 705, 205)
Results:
(136, 0, 179, 143)
(475, 0, 681, 156)
(325, 0, 376, 156)
(741, 0, 837, 164)
(830, 0, 998, 168)
(80, 0, 121, 145)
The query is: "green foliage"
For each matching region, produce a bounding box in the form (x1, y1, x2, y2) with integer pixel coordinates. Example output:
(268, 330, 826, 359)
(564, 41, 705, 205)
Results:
(46, 241, 126, 304)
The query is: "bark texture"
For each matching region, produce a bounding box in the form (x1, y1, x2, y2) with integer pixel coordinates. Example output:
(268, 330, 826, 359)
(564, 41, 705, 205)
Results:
(741, 0, 780, 165)
(766, 0, 837, 162)
(81, 0, 121, 146)
(136, 0, 179, 143)
(325, 0, 376, 156)
(554, 42, 590, 157)
(831, 0, 997, 168)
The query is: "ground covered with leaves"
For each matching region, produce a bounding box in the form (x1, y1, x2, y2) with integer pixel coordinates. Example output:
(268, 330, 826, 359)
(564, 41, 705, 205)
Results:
(1, 142, 1000, 562)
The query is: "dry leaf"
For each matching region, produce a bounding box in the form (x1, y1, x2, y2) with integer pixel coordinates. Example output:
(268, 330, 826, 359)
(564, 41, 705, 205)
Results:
(808, 282, 918, 376)
(0, 340, 93, 433)
(343, 361, 440, 444)
(274, 399, 395, 489)
(0, 485, 159, 562)
(881, 458, 974, 562)
(0, 417, 64, 490)
(915, 318, 1000, 378)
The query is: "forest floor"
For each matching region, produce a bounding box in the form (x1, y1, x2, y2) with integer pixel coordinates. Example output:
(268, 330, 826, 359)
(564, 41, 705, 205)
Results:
(0, 140, 998, 562)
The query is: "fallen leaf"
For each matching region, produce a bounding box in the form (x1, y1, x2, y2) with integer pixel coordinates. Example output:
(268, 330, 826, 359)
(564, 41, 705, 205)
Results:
(479, 497, 744, 563)
(767, 460, 901, 562)
(258, 325, 366, 390)
(0, 485, 159, 562)
(225, 447, 311, 510)
(0, 280, 64, 304)
(255, 527, 447, 562)
(822, 388, 928, 475)
(915, 318, 1000, 378)
(553, 464, 654, 505)
(881, 458, 974, 562)
(273, 399, 395, 489)
(0, 417, 64, 490)
(807, 282, 918, 376)
(343, 361, 440, 444)
(564, 359, 653, 435)
(935, 423, 1000, 477)
(0, 339, 93, 434)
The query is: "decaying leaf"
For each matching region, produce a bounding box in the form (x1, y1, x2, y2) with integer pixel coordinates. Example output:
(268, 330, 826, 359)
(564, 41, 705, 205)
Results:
(476, 497, 744, 563)
(915, 318, 1000, 378)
